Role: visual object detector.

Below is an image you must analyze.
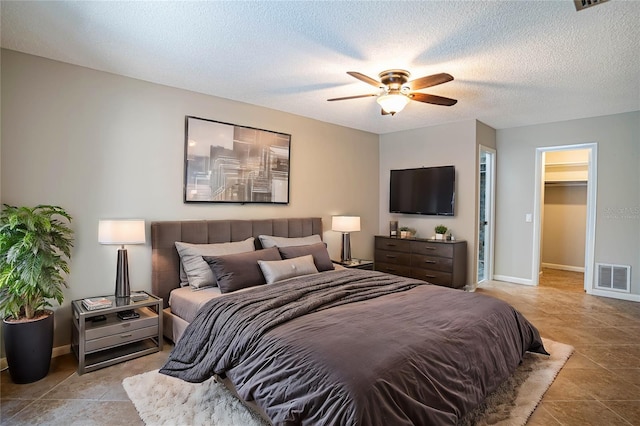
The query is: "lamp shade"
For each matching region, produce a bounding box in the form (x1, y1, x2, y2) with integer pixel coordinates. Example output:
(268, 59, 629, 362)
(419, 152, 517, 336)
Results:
(98, 220, 146, 245)
(332, 216, 361, 233)
(376, 93, 410, 115)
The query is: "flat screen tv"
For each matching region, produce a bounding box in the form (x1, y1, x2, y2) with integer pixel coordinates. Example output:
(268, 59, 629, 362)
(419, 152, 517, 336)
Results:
(389, 166, 455, 216)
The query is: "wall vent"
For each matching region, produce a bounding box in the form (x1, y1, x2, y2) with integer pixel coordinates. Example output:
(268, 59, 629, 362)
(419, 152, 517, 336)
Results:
(574, 0, 609, 12)
(596, 263, 630, 292)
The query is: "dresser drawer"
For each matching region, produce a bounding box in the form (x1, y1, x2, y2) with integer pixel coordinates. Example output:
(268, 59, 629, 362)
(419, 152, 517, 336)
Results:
(410, 269, 453, 287)
(85, 308, 157, 340)
(410, 241, 454, 258)
(85, 325, 159, 353)
(411, 254, 453, 272)
(375, 249, 411, 266)
(375, 237, 412, 253)
(375, 262, 412, 278)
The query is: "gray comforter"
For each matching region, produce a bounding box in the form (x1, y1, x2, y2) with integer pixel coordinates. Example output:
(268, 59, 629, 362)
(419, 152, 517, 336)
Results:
(160, 269, 546, 425)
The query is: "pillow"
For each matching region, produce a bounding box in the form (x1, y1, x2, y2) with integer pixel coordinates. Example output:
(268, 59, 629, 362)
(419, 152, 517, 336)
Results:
(277, 242, 335, 272)
(203, 247, 282, 293)
(175, 238, 255, 289)
(258, 234, 322, 249)
(258, 255, 319, 284)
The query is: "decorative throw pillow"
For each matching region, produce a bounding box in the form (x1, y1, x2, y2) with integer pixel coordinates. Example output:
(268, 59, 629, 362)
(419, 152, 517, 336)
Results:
(277, 242, 335, 272)
(258, 234, 322, 249)
(203, 247, 282, 293)
(175, 238, 255, 289)
(258, 255, 319, 284)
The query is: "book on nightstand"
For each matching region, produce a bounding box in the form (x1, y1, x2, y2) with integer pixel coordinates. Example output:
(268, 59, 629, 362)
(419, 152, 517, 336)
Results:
(130, 292, 149, 302)
(82, 297, 112, 311)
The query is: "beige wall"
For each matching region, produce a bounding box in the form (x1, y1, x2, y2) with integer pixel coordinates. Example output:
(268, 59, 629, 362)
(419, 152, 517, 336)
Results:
(495, 111, 640, 298)
(378, 119, 491, 288)
(0, 49, 380, 350)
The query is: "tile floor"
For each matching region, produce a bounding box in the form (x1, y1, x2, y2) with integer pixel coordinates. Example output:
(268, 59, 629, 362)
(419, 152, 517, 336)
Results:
(1, 269, 639, 425)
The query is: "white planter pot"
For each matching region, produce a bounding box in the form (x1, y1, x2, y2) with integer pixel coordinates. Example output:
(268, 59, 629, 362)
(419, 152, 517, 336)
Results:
(435, 233, 444, 240)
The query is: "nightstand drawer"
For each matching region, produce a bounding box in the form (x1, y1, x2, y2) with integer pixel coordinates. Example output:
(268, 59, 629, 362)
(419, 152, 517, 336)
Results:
(410, 241, 454, 258)
(411, 254, 453, 272)
(375, 249, 411, 266)
(85, 325, 159, 353)
(85, 308, 157, 340)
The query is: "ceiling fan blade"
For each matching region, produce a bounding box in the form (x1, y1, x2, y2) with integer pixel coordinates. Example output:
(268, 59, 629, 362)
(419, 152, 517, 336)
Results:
(347, 71, 383, 88)
(381, 109, 390, 115)
(327, 94, 377, 101)
(410, 92, 458, 106)
(406, 73, 454, 90)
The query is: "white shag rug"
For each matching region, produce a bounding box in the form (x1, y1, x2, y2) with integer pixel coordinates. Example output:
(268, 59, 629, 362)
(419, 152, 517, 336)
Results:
(123, 338, 572, 426)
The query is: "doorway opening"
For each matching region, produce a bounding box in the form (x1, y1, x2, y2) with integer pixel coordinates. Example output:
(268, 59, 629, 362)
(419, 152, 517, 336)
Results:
(477, 146, 496, 284)
(532, 143, 597, 293)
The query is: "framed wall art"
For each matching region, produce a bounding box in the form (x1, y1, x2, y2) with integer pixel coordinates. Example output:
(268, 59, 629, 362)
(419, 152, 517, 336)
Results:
(184, 116, 291, 204)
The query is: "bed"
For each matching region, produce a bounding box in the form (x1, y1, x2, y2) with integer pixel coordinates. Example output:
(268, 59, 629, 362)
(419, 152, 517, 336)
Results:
(152, 218, 547, 425)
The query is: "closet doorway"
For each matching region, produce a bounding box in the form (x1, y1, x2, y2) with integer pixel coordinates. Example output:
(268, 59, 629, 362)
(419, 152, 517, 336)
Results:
(477, 146, 495, 284)
(532, 143, 597, 293)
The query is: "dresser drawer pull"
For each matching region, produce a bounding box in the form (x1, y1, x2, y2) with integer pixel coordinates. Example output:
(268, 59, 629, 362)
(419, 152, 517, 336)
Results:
(385, 244, 397, 247)
(424, 260, 436, 264)
(424, 247, 436, 250)
(120, 333, 133, 338)
(386, 268, 397, 272)
(386, 255, 397, 258)
(424, 275, 436, 278)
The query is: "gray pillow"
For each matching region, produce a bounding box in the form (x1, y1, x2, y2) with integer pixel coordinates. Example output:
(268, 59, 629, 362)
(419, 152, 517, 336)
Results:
(258, 255, 319, 284)
(175, 238, 255, 289)
(277, 242, 335, 272)
(203, 247, 282, 293)
(258, 234, 322, 249)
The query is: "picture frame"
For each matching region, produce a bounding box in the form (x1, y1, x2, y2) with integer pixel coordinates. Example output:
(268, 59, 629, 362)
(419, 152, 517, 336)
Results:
(183, 116, 291, 204)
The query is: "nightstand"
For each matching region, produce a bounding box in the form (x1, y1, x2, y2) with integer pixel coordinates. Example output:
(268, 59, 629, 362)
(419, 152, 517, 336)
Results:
(71, 291, 163, 375)
(333, 259, 374, 270)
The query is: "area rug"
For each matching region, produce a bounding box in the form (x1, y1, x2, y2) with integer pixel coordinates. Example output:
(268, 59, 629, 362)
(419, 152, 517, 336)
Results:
(123, 338, 572, 426)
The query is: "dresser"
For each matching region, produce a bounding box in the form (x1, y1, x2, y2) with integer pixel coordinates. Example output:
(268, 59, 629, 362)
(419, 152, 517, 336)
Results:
(374, 236, 467, 289)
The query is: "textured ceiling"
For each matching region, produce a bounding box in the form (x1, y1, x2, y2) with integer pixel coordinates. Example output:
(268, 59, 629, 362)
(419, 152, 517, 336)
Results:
(1, 1, 639, 134)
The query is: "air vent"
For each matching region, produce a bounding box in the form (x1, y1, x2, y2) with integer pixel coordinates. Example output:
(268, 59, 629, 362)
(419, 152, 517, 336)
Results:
(596, 263, 630, 292)
(574, 0, 609, 12)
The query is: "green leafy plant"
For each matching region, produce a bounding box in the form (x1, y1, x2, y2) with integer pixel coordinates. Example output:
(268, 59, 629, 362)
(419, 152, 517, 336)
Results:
(435, 225, 448, 234)
(0, 205, 73, 320)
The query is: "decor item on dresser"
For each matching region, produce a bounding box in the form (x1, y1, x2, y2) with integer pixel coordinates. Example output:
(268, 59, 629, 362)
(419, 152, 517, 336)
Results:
(435, 224, 448, 240)
(374, 235, 467, 288)
(151, 217, 548, 425)
(331, 215, 360, 263)
(184, 116, 291, 204)
(399, 226, 416, 238)
(0, 204, 73, 384)
(98, 220, 146, 299)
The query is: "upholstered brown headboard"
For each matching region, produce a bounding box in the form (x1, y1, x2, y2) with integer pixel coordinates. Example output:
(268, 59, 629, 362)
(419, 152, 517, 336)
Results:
(151, 218, 323, 307)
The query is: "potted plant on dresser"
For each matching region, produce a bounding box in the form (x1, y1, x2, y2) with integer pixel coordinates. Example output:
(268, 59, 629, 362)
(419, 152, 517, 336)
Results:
(435, 225, 448, 240)
(0, 205, 73, 383)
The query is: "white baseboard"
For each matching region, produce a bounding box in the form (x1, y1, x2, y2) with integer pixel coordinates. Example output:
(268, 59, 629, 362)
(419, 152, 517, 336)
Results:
(589, 289, 640, 302)
(1, 344, 71, 371)
(493, 275, 535, 286)
(542, 263, 585, 273)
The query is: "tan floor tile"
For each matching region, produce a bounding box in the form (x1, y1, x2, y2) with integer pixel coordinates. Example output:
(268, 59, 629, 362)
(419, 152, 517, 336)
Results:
(603, 400, 640, 425)
(543, 400, 632, 426)
(528, 404, 563, 425)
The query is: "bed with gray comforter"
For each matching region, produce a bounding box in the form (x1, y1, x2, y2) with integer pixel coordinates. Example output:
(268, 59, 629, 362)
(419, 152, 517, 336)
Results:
(160, 269, 546, 425)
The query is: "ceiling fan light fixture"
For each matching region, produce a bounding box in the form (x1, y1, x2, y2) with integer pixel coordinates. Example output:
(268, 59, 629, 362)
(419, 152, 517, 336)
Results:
(377, 93, 410, 115)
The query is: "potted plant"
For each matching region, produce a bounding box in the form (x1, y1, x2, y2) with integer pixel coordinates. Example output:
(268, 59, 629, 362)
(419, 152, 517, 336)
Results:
(399, 227, 416, 239)
(435, 225, 448, 240)
(0, 204, 73, 383)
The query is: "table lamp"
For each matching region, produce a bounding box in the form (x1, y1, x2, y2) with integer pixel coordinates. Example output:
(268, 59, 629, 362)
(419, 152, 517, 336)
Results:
(332, 215, 361, 263)
(98, 220, 146, 298)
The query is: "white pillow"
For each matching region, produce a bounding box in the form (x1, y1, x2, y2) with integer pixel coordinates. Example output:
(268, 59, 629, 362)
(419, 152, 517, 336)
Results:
(258, 234, 322, 249)
(175, 238, 255, 289)
(258, 255, 319, 284)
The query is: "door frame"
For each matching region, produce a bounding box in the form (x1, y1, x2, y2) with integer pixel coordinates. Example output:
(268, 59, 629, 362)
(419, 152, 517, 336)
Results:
(532, 143, 597, 292)
(477, 145, 496, 285)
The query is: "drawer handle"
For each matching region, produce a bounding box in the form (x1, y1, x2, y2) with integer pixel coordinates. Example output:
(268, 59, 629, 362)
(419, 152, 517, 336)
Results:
(424, 275, 436, 278)
(424, 260, 436, 264)
(386, 255, 397, 259)
(120, 333, 133, 338)
(424, 247, 436, 250)
(386, 244, 397, 247)
(386, 268, 397, 272)
(121, 323, 131, 328)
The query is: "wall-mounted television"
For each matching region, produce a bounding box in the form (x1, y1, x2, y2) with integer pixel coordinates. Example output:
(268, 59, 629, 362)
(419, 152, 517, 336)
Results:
(389, 165, 455, 216)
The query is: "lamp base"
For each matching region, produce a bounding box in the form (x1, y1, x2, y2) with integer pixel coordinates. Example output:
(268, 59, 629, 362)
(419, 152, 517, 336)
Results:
(115, 248, 131, 298)
(340, 232, 352, 263)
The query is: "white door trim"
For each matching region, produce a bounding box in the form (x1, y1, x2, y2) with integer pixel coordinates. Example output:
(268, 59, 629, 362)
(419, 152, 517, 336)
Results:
(532, 143, 597, 292)
(477, 145, 496, 285)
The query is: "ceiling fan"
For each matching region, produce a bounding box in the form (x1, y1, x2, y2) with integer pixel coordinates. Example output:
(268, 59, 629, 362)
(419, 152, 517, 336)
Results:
(327, 69, 457, 116)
